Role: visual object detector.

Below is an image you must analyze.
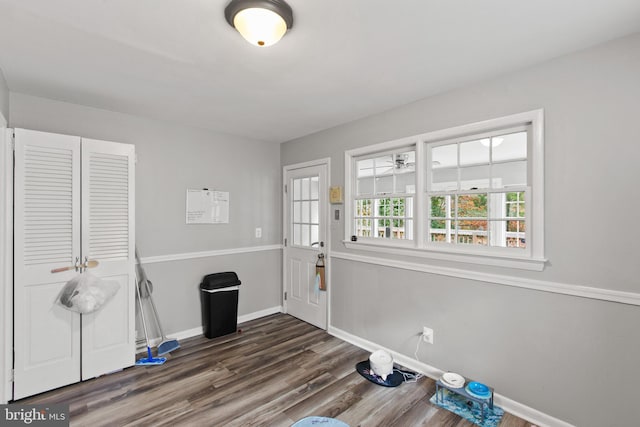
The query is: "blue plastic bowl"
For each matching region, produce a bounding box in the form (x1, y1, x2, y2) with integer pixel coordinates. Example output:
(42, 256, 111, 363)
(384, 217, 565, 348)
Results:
(467, 381, 490, 395)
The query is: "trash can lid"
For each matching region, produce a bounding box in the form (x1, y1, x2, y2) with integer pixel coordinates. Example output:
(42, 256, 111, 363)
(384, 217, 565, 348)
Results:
(200, 272, 241, 290)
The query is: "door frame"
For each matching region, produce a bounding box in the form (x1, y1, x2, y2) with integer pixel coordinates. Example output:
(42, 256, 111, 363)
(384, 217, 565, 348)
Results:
(0, 125, 12, 404)
(282, 157, 331, 330)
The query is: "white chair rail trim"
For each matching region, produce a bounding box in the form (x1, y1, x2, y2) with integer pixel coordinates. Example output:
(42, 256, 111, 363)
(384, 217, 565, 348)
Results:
(331, 251, 640, 306)
(140, 244, 283, 264)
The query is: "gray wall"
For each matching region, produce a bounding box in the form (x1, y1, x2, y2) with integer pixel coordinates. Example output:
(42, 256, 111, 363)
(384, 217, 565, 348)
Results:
(9, 93, 282, 335)
(281, 33, 640, 427)
(0, 67, 8, 125)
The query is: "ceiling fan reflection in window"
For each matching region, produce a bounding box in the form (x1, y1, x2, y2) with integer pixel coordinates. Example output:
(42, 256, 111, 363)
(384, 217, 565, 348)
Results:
(375, 151, 415, 174)
(394, 152, 415, 170)
(357, 150, 416, 177)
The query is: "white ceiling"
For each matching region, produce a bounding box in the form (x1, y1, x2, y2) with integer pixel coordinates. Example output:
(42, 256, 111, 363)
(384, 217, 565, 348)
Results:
(0, 0, 639, 143)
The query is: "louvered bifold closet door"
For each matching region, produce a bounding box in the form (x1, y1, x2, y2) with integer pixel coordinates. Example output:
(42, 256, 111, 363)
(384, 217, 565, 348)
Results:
(80, 138, 135, 379)
(13, 129, 81, 400)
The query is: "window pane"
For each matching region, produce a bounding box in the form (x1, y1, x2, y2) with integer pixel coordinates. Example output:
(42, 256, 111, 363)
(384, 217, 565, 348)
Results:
(455, 220, 488, 246)
(395, 151, 415, 173)
(392, 198, 405, 217)
(506, 201, 525, 218)
(310, 201, 319, 223)
(500, 219, 526, 248)
(430, 168, 458, 191)
(377, 219, 391, 238)
(293, 201, 301, 222)
(430, 231, 447, 242)
(492, 131, 527, 162)
(377, 198, 391, 217)
(395, 171, 415, 194)
(507, 237, 526, 248)
(293, 224, 301, 245)
(301, 201, 310, 223)
(392, 219, 405, 239)
(492, 161, 527, 188)
(457, 194, 487, 218)
(301, 178, 310, 199)
(357, 199, 372, 217)
(311, 225, 319, 245)
(301, 224, 310, 246)
(500, 192, 525, 218)
(460, 165, 490, 190)
(374, 155, 394, 175)
(430, 219, 446, 229)
(358, 177, 374, 195)
(357, 158, 374, 177)
(432, 144, 457, 169)
(507, 220, 526, 232)
(293, 179, 301, 201)
(375, 175, 393, 194)
(430, 196, 448, 218)
(356, 219, 369, 237)
(460, 139, 490, 166)
(310, 177, 319, 199)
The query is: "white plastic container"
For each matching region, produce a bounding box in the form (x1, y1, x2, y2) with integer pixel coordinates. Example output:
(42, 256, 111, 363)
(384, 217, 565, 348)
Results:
(369, 349, 394, 380)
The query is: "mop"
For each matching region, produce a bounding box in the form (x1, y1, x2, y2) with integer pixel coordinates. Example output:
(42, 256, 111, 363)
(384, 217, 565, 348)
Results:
(135, 272, 166, 366)
(136, 249, 180, 356)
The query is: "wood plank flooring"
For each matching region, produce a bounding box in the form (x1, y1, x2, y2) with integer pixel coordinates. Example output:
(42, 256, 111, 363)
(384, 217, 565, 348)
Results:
(20, 314, 533, 427)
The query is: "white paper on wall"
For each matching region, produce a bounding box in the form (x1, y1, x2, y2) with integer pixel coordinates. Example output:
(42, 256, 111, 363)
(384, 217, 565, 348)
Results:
(186, 189, 229, 224)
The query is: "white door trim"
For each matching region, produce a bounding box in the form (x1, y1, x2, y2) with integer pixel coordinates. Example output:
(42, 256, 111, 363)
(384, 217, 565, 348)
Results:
(282, 157, 331, 329)
(1, 127, 13, 404)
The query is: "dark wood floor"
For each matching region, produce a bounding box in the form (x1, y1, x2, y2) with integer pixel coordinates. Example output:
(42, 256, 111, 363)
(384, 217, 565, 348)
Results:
(20, 314, 532, 426)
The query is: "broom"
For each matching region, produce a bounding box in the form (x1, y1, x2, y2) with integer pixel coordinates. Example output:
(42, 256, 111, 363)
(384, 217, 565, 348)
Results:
(136, 249, 180, 356)
(135, 272, 166, 366)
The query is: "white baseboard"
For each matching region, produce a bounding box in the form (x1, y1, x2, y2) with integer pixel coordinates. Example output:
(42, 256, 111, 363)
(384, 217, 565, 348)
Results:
(169, 326, 204, 342)
(328, 325, 574, 427)
(238, 306, 282, 324)
(141, 306, 284, 348)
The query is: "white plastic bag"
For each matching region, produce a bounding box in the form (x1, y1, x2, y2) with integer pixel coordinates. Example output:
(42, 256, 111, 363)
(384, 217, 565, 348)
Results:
(56, 272, 120, 314)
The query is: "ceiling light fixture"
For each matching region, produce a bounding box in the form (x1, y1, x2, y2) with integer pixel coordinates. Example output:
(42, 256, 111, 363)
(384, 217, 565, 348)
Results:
(225, 0, 294, 47)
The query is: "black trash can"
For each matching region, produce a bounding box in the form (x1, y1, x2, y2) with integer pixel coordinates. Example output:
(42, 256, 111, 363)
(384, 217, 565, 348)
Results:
(200, 272, 241, 339)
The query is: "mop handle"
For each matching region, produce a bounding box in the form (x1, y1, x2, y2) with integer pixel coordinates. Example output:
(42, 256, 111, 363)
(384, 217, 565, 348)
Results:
(134, 271, 152, 347)
(135, 248, 151, 284)
(143, 279, 168, 339)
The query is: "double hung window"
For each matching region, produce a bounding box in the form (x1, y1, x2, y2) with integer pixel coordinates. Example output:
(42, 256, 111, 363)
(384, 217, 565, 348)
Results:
(354, 149, 415, 242)
(427, 128, 528, 250)
(344, 110, 545, 270)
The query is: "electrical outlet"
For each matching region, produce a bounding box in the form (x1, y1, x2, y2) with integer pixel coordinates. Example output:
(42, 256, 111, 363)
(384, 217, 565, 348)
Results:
(255, 227, 262, 238)
(422, 326, 434, 344)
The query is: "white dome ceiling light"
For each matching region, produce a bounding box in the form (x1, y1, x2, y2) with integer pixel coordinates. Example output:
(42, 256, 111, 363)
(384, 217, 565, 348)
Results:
(224, 0, 294, 47)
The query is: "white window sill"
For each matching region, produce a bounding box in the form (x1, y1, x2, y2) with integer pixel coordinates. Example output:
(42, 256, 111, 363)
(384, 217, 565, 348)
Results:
(342, 240, 546, 271)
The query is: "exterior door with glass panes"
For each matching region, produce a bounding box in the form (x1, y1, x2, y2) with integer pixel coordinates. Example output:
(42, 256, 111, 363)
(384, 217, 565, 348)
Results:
(283, 163, 328, 329)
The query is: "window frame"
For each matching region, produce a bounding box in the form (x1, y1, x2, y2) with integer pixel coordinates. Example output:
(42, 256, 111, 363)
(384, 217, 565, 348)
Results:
(352, 145, 416, 245)
(425, 124, 531, 257)
(344, 109, 545, 271)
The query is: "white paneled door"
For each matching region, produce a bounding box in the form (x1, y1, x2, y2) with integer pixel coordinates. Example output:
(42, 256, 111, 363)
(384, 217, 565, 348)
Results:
(80, 138, 135, 380)
(13, 129, 82, 399)
(283, 162, 328, 329)
(13, 129, 135, 399)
